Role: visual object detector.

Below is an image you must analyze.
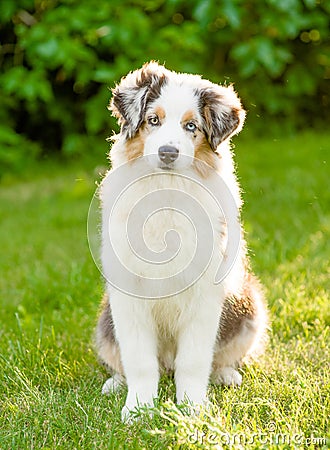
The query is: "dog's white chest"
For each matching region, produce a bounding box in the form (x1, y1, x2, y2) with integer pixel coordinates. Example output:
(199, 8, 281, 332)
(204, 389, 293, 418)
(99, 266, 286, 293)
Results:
(101, 172, 226, 299)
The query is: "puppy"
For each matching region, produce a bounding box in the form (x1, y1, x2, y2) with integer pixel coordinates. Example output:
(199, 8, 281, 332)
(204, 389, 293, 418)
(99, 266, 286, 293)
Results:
(95, 62, 268, 420)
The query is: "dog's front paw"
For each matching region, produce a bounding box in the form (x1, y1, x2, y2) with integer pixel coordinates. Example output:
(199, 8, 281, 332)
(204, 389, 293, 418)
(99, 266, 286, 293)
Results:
(179, 397, 212, 417)
(121, 404, 135, 423)
(121, 402, 154, 423)
(216, 367, 242, 386)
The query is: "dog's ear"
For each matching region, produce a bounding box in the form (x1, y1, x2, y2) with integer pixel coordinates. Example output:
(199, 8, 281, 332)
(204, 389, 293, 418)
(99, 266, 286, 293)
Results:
(198, 84, 246, 151)
(109, 61, 168, 139)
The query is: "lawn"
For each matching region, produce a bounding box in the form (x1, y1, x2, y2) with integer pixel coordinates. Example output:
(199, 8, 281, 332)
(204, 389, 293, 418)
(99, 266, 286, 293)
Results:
(1, 131, 329, 449)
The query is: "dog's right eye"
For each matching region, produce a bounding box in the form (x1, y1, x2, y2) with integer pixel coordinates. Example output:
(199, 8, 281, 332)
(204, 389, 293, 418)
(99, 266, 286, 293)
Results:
(148, 116, 160, 126)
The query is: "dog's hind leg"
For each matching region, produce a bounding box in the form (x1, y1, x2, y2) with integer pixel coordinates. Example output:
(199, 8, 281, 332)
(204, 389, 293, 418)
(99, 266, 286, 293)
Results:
(95, 294, 125, 393)
(212, 274, 268, 386)
(101, 373, 125, 395)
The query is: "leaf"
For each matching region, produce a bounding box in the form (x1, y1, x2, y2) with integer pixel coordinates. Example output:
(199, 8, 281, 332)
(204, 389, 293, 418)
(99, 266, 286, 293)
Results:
(222, 0, 242, 29)
(193, 0, 212, 27)
(303, 0, 316, 8)
(1, 67, 26, 94)
(34, 37, 60, 59)
(0, 1, 17, 23)
(93, 65, 116, 83)
(286, 65, 317, 95)
(231, 42, 252, 61)
(240, 58, 259, 78)
(62, 134, 85, 156)
(85, 86, 109, 135)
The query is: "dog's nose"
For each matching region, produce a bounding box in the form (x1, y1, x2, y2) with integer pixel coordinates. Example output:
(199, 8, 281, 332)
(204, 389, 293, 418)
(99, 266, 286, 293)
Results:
(158, 146, 179, 165)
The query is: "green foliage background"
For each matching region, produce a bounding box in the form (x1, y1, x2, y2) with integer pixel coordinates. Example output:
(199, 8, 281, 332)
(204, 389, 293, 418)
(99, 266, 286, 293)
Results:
(0, 0, 329, 175)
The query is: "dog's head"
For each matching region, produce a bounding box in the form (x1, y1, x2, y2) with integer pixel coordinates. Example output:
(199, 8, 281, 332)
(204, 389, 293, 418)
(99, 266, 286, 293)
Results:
(109, 61, 245, 173)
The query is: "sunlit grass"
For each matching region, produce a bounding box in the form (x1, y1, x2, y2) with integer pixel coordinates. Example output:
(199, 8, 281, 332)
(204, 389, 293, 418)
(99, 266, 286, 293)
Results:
(0, 131, 329, 449)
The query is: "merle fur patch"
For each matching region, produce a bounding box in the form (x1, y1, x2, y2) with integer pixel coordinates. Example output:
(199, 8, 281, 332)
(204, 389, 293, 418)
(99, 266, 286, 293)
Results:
(197, 87, 245, 151)
(109, 62, 168, 138)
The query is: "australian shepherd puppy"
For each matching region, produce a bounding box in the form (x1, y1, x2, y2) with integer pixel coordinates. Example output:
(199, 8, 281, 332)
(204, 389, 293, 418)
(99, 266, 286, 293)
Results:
(95, 62, 268, 420)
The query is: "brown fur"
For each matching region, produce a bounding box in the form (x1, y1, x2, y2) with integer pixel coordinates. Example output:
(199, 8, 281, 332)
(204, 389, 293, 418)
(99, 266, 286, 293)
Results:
(154, 106, 166, 121)
(95, 294, 123, 375)
(125, 128, 145, 161)
(193, 132, 219, 178)
(181, 109, 196, 123)
(218, 273, 261, 344)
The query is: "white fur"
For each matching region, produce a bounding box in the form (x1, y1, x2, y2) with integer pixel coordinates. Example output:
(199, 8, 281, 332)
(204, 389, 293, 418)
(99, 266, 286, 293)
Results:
(144, 84, 200, 166)
(101, 168, 231, 418)
(99, 65, 266, 420)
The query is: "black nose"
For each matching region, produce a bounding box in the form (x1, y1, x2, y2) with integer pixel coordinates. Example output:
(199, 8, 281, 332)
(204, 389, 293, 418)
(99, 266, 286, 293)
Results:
(158, 146, 179, 165)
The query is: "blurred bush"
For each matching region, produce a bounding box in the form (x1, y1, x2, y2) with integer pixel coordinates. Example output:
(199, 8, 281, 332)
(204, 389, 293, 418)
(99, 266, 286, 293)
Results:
(0, 0, 329, 174)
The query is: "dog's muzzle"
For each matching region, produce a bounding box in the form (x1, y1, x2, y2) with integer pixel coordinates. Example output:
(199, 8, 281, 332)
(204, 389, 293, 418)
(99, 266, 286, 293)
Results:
(158, 145, 179, 169)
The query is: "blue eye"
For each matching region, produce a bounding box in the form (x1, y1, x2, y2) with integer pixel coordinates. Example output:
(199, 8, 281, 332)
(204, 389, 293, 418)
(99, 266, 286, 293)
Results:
(185, 122, 197, 132)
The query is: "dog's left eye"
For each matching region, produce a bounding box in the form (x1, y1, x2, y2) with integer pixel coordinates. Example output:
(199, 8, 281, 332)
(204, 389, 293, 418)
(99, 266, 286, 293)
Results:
(148, 116, 160, 126)
(185, 122, 197, 132)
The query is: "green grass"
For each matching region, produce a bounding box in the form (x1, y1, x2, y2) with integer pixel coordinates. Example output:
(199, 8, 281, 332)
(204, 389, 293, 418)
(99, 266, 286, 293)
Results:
(1, 131, 329, 449)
